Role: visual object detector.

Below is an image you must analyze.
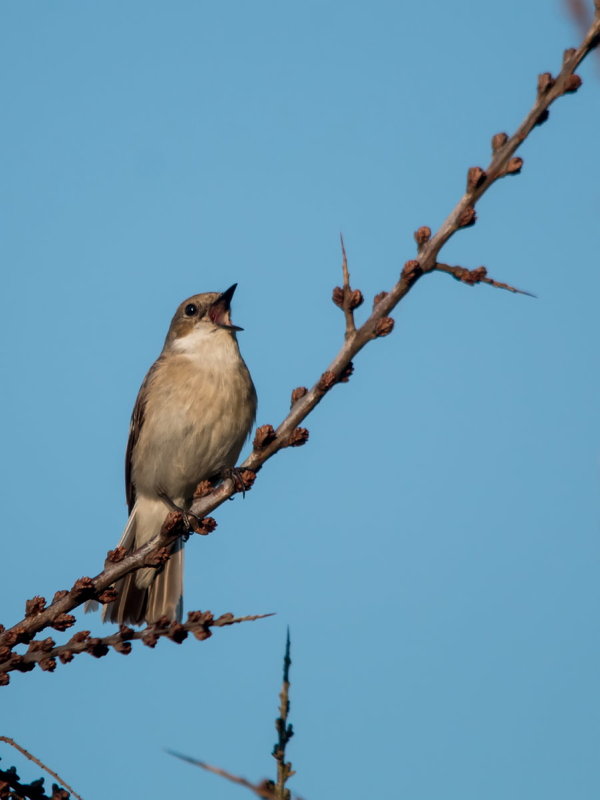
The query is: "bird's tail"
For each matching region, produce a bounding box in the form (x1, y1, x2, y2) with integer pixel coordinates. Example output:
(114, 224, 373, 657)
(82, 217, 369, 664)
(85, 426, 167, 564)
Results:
(102, 498, 184, 626)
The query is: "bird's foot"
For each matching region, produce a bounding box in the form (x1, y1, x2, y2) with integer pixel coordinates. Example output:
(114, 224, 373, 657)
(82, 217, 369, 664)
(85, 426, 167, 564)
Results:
(157, 491, 202, 536)
(221, 466, 250, 498)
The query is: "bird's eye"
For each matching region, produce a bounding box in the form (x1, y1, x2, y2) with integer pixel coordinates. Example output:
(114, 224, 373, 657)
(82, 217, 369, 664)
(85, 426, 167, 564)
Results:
(184, 303, 198, 317)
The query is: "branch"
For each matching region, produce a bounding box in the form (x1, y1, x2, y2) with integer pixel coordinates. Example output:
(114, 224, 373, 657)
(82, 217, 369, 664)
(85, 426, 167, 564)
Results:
(168, 751, 279, 800)
(332, 234, 363, 340)
(0, 736, 81, 799)
(0, 613, 271, 682)
(1, 9, 598, 675)
(435, 262, 536, 296)
(272, 629, 294, 800)
(168, 630, 300, 800)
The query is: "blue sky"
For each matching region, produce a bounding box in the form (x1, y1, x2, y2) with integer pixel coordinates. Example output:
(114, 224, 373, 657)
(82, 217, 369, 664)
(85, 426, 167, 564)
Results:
(1, 2, 599, 799)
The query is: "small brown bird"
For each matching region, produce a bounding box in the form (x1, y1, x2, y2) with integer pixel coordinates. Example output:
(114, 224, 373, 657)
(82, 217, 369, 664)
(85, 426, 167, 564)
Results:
(103, 284, 256, 625)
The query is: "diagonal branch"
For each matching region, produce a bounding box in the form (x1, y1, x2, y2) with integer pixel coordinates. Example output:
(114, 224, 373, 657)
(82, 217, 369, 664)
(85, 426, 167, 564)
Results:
(1, 10, 598, 672)
(0, 736, 82, 799)
(435, 262, 536, 296)
(168, 751, 279, 800)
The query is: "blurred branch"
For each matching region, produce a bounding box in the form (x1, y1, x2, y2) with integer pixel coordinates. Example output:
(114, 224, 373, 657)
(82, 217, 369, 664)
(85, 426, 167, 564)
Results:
(0, 736, 80, 799)
(272, 629, 294, 800)
(168, 630, 299, 800)
(565, 0, 593, 37)
(1, 8, 599, 679)
(168, 751, 278, 800)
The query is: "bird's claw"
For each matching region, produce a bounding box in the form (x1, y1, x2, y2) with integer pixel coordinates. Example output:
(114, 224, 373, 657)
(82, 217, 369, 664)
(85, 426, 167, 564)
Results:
(221, 466, 248, 498)
(158, 490, 201, 536)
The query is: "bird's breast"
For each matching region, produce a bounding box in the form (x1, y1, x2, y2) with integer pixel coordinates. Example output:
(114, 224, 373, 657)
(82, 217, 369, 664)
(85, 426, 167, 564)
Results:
(132, 346, 256, 502)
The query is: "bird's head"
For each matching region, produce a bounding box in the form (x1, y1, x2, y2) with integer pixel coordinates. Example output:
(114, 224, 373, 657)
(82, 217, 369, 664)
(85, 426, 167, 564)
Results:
(164, 284, 244, 352)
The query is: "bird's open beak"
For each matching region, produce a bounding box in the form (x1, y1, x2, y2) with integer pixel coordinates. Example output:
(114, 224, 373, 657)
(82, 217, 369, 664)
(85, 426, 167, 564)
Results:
(209, 283, 244, 331)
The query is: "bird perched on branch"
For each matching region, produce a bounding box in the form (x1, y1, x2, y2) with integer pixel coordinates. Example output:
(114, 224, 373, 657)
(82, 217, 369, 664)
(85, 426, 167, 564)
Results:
(102, 284, 256, 625)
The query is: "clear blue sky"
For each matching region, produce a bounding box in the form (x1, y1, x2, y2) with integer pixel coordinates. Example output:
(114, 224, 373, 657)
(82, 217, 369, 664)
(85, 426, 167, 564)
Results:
(1, 2, 599, 799)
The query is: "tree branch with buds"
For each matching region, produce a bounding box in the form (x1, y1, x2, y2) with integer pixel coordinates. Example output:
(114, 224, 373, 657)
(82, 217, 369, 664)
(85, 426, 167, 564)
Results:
(1, 7, 599, 685)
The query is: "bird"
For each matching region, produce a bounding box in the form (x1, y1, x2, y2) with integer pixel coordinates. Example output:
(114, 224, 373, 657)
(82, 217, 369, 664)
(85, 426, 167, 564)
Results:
(102, 284, 256, 625)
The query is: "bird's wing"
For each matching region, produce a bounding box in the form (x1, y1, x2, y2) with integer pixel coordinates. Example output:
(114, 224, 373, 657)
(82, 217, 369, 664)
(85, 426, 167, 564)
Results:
(125, 360, 160, 514)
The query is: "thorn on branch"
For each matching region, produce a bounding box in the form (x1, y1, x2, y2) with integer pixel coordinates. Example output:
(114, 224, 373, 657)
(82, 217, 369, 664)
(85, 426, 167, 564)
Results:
(466, 167, 487, 191)
(491, 131, 509, 153)
(290, 386, 307, 407)
(413, 226, 431, 250)
(254, 425, 277, 450)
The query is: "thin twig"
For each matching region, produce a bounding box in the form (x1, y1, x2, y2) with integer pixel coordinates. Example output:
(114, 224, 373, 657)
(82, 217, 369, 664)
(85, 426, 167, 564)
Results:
(1, 10, 598, 667)
(168, 750, 278, 800)
(273, 629, 294, 800)
(435, 262, 536, 296)
(0, 736, 83, 800)
(167, 630, 301, 800)
(0, 612, 271, 680)
(338, 234, 358, 338)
